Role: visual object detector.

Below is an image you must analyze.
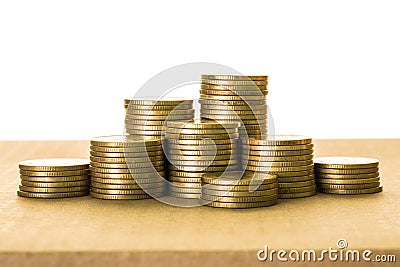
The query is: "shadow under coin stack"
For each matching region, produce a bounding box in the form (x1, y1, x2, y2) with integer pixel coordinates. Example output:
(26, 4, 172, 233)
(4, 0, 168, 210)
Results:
(124, 97, 194, 139)
(314, 157, 382, 195)
(165, 119, 240, 199)
(201, 171, 278, 209)
(199, 74, 269, 139)
(17, 159, 90, 199)
(89, 135, 166, 200)
(242, 136, 316, 199)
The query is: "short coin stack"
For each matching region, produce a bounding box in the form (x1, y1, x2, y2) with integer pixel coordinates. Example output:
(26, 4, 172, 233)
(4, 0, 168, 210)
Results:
(90, 135, 166, 200)
(165, 119, 240, 199)
(18, 159, 90, 198)
(200, 74, 269, 138)
(124, 97, 194, 139)
(314, 157, 383, 194)
(201, 171, 278, 208)
(242, 135, 316, 199)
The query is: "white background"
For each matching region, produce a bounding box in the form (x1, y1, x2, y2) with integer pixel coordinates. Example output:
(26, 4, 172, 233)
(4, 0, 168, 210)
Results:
(1, 0, 399, 140)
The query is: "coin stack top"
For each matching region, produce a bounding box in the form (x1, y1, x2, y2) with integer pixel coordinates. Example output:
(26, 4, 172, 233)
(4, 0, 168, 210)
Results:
(90, 135, 167, 200)
(242, 135, 316, 199)
(314, 157, 382, 194)
(18, 158, 90, 198)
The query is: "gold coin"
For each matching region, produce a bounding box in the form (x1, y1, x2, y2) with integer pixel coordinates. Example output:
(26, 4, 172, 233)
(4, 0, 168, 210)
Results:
(243, 155, 314, 162)
(169, 192, 200, 199)
(201, 194, 277, 203)
(169, 177, 203, 183)
(278, 190, 316, 199)
(124, 124, 166, 131)
(167, 139, 237, 145)
(201, 74, 269, 81)
(20, 169, 90, 177)
(91, 171, 164, 179)
(19, 185, 90, 193)
(249, 149, 313, 157)
(91, 187, 164, 195)
(90, 150, 163, 158)
(202, 188, 278, 197)
(125, 114, 193, 121)
(314, 157, 379, 169)
(243, 136, 312, 146)
(200, 103, 267, 112)
(166, 119, 240, 129)
(278, 180, 315, 188)
(17, 190, 89, 199)
(91, 182, 163, 190)
(90, 155, 164, 164)
(124, 119, 168, 126)
(165, 128, 238, 135)
(316, 177, 380, 184)
(89, 166, 164, 174)
(170, 159, 238, 167)
(201, 79, 267, 86)
(204, 199, 277, 209)
(168, 149, 233, 156)
(169, 170, 209, 178)
(200, 86, 268, 95)
(125, 103, 193, 110)
(170, 165, 234, 172)
(90, 135, 161, 147)
(202, 171, 276, 185)
(276, 174, 315, 183)
(199, 98, 266, 106)
(315, 167, 379, 174)
(267, 170, 315, 178)
(200, 89, 265, 96)
(202, 113, 267, 120)
(317, 182, 381, 190)
(20, 175, 89, 183)
(125, 97, 193, 106)
(167, 154, 235, 161)
(246, 160, 314, 167)
(243, 143, 314, 151)
(90, 192, 155, 200)
(246, 164, 314, 172)
(126, 109, 194, 116)
(278, 185, 316, 194)
(20, 180, 91, 188)
(315, 172, 379, 179)
(167, 143, 238, 151)
(91, 177, 164, 185)
(204, 182, 278, 192)
(19, 158, 89, 171)
(200, 94, 265, 101)
(90, 161, 164, 169)
(169, 187, 202, 194)
(200, 108, 266, 115)
(319, 186, 382, 195)
(165, 133, 239, 140)
(170, 182, 202, 188)
(90, 145, 162, 153)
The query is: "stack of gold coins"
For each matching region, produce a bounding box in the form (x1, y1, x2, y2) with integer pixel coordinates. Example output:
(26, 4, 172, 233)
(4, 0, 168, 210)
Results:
(242, 136, 316, 199)
(17, 159, 90, 198)
(200, 74, 268, 138)
(89, 135, 166, 200)
(314, 157, 383, 194)
(201, 171, 278, 209)
(165, 119, 240, 199)
(124, 97, 194, 139)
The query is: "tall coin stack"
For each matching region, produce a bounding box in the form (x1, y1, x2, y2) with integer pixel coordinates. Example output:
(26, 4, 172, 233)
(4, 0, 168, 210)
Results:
(89, 135, 166, 200)
(18, 159, 90, 199)
(201, 171, 278, 209)
(165, 119, 240, 199)
(314, 157, 383, 194)
(199, 74, 269, 139)
(242, 136, 316, 199)
(124, 97, 195, 139)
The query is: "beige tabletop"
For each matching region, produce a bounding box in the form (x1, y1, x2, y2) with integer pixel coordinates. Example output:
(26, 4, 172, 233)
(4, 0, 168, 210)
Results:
(0, 139, 399, 266)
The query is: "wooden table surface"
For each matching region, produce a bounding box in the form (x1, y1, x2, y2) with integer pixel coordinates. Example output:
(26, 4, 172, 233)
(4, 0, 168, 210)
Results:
(0, 139, 399, 266)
